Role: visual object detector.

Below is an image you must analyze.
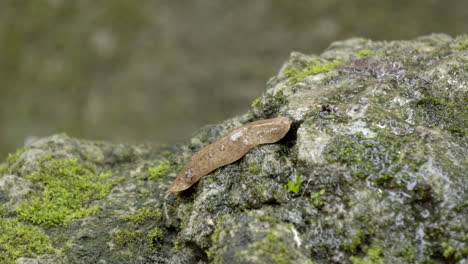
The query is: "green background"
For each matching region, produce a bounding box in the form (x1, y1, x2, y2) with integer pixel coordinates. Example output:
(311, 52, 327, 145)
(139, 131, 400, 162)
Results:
(1, 0, 467, 159)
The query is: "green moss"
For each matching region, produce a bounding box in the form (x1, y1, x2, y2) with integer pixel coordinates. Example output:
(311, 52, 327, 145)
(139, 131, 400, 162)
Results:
(211, 216, 225, 244)
(398, 245, 416, 262)
(112, 227, 163, 254)
(173, 241, 181, 251)
(350, 244, 384, 264)
(112, 229, 143, 247)
(416, 95, 468, 135)
(121, 208, 162, 224)
(366, 245, 383, 263)
(254, 230, 291, 264)
(251, 97, 261, 108)
(310, 189, 325, 208)
(0, 218, 54, 264)
(148, 227, 163, 241)
(255, 185, 264, 192)
(5, 148, 25, 165)
(285, 59, 343, 84)
(343, 231, 363, 252)
(207, 216, 226, 263)
(0, 163, 6, 176)
(285, 174, 304, 193)
(325, 134, 367, 164)
(350, 257, 371, 264)
(248, 162, 262, 175)
(354, 49, 374, 58)
(324, 132, 400, 181)
(16, 157, 114, 227)
(376, 50, 386, 57)
(441, 241, 466, 260)
(0, 147, 26, 176)
(455, 40, 468, 51)
(138, 189, 150, 196)
(148, 160, 170, 180)
(112, 222, 165, 255)
(441, 242, 455, 258)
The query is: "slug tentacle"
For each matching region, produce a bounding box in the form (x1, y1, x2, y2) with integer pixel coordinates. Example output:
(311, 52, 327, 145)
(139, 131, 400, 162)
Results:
(168, 116, 292, 193)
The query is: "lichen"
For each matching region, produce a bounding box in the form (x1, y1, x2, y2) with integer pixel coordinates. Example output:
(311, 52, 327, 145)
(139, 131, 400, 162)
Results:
(16, 157, 115, 227)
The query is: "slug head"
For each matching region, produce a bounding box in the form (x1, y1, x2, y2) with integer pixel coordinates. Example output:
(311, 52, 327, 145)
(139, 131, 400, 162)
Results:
(168, 167, 198, 193)
(168, 176, 192, 193)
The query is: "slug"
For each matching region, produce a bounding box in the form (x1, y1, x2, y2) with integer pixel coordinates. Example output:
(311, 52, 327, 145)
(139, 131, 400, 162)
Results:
(168, 116, 292, 193)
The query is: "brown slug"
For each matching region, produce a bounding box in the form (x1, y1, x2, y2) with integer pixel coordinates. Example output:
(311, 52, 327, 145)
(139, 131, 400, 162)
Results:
(168, 116, 292, 193)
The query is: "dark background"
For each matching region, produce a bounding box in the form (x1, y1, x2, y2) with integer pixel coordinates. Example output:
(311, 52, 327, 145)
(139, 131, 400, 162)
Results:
(1, 0, 467, 159)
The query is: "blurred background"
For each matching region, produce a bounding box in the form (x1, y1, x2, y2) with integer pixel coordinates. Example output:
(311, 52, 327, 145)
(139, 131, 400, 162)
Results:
(1, 0, 467, 159)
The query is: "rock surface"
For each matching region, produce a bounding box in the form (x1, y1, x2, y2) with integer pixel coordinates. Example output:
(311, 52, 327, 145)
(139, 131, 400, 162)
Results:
(1, 34, 467, 264)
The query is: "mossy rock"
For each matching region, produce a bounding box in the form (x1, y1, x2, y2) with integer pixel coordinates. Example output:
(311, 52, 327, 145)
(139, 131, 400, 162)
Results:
(1, 34, 467, 263)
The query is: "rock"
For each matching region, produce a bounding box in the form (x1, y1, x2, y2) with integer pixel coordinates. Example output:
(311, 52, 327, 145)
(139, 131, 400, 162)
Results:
(15, 257, 40, 264)
(0, 34, 467, 264)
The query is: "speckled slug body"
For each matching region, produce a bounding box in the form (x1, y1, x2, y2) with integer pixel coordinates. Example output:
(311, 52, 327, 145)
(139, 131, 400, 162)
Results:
(168, 116, 292, 193)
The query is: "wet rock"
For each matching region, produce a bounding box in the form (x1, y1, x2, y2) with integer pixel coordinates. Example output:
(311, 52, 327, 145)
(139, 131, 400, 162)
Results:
(1, 34, 467, 263)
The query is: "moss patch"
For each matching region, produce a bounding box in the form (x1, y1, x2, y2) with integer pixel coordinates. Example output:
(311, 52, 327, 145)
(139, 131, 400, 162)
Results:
(113, 207, 166, 256)
(285, 174, 304, 193)
(252, 229, 314, 264)
(285, 59, 343, 84)
(148, 227, 163, 241)
(248, 162, 262, 175)
(0, 147, 26, 176)
(121, 207, 162, 224)
(310, 188, 325, 208)
(254, 230, 292, 264)
(324, 132, 400, 182)
(350, 244, 384, 264)
(111, 226, 165, 255)
(455, 40, 468, 51)
(0, 218, 53, 264)
(16, 157, 114, 227)
(251, 97, 261, 108)
(441, 241, 465, 261)
(342, 230, 364, 252)
(415, 95, 468, 135)
(148, 160, 170, 180)
(354, 49, 374, 58)
(112, 229, 144, 248)
(397, 245, 416, 262)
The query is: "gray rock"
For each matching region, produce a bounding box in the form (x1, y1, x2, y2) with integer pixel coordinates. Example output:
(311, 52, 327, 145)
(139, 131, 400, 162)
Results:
(0, 34, 467, 264)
